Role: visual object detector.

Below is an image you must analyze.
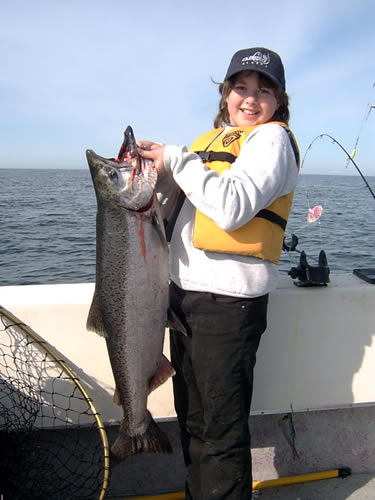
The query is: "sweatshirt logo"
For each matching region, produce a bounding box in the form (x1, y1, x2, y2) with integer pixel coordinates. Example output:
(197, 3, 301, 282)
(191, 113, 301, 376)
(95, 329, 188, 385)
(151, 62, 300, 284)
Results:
(222, 130, 242, 147)
(241, 51, 270, 68)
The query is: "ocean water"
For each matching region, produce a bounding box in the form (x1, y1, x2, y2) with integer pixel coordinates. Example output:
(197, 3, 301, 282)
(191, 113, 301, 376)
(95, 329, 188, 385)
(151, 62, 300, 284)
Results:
(1, 168, 375, 286)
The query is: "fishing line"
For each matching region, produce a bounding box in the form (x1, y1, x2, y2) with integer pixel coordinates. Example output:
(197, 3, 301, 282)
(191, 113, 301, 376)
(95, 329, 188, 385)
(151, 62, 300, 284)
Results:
(284, 84, 375, 269)
(348, 82, 375, 168)
(283, 145, 331, 266)
(285, 134, 373, 264)
(283, 141, 337, 266)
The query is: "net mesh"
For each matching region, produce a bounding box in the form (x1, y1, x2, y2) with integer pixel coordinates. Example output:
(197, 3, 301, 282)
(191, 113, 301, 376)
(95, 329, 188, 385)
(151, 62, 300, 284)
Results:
(0, 307, 109, 499)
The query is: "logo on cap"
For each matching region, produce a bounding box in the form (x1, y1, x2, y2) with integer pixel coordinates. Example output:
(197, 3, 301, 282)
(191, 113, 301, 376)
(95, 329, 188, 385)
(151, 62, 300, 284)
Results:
(241, 51, 270, 68)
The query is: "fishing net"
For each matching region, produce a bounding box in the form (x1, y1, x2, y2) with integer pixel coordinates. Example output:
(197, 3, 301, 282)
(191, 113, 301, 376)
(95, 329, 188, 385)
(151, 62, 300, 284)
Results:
(0, 306, 110, 500)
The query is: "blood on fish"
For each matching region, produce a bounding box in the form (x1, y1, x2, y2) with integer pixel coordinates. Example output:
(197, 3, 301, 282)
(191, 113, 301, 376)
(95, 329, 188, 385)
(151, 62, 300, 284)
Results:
(136, 211, 154, 262)
(136, 215, 147, 262)
(132, 167, 137, 186)
(116, 147, 137, 163)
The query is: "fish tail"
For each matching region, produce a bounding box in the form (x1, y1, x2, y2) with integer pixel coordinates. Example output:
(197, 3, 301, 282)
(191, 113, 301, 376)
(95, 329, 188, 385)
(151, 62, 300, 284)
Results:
(110, 411, 172, 465)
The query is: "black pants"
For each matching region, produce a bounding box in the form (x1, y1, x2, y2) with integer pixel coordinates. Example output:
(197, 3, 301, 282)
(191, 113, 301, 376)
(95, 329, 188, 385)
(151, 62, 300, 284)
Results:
(169, 282, 268, 500)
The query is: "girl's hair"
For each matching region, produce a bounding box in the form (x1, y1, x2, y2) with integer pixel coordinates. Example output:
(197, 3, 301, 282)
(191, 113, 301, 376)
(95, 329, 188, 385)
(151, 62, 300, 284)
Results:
(213, 71, 290, 128)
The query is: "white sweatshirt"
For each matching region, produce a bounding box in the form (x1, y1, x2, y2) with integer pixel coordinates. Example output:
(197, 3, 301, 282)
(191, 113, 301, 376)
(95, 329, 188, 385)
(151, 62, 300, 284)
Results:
(157, 122, 299, 298)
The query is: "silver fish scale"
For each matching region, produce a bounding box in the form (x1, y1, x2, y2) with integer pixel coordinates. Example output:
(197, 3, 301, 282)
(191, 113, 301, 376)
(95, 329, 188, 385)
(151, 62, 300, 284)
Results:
(95, 206, 169, 436)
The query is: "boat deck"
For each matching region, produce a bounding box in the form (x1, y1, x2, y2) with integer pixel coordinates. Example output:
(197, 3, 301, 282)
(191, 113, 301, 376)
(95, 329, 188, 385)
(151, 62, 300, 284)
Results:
(106, 473, 375, 499)
(1, 277, 375, 499)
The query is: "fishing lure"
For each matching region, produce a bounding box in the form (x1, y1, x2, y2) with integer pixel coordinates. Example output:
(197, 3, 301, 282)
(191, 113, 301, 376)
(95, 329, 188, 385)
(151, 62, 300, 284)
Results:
(306, 205, 323, 224)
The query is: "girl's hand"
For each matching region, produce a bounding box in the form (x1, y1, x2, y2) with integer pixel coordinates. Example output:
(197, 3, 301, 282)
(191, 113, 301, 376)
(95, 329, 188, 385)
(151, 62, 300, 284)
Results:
(137, 140, 166, 176)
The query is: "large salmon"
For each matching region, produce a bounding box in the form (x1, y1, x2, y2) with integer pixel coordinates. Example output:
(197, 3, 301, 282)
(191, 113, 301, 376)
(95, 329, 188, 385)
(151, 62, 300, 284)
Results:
(86, 126, 173, 464)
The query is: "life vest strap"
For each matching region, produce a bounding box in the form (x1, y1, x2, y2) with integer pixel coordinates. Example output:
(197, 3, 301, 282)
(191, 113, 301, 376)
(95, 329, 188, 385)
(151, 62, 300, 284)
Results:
(196, 126, 299, 168)
(255, 209, 287, 231)
(284, 129, 300, 167)
(195, 151, 237, 164)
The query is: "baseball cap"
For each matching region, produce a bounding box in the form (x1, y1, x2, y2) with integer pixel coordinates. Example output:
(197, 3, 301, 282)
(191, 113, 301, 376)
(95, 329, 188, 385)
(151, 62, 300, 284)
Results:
(224, 47, 286, 90)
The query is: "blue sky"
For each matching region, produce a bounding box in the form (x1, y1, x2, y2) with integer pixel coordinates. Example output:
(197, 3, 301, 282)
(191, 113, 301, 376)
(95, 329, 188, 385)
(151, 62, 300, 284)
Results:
(1, 0, 374, 175)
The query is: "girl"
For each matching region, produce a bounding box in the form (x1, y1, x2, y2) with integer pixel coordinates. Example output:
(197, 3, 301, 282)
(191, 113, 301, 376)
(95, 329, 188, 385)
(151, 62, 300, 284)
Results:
(138, 47, 299, 500)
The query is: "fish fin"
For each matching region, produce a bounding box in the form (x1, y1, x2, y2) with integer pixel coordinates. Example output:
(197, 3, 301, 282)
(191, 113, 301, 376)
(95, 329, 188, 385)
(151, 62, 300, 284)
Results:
(110, 412, 172, 465)
(113, 386, 122, 406)
(148, 354, 175, 394)
(167, 306, 188, 336)
(86, 291, 107, 337)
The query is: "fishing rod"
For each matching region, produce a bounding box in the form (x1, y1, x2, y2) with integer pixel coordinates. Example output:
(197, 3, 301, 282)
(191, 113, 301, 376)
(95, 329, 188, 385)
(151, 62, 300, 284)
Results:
(285, 84, 375, 285)
(301, 83, 375, 201)
(301, 133, 375, 201)
(287, 131, 375, 283)
(349, 82, 375, 164)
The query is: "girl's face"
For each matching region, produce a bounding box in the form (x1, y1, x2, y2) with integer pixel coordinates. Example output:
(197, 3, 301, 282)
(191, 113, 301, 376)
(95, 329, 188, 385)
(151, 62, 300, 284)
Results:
(226, 71, 279, 127)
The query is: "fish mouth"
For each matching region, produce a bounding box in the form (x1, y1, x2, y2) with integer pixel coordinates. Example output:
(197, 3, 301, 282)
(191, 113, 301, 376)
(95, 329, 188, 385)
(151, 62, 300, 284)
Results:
(86, 126, 143, 174)
(86, 149, 123, 168)
(116, 125, 142, 174)
(86, 126, 157, 212)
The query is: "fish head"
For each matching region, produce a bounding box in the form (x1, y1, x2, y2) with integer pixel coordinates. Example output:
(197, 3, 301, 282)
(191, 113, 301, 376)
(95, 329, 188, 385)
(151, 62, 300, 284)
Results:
(86, 126, 157, 211)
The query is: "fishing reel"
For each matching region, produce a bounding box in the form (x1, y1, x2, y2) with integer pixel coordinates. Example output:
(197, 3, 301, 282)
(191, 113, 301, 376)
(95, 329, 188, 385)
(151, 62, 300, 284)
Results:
(283, 235, 330, 287)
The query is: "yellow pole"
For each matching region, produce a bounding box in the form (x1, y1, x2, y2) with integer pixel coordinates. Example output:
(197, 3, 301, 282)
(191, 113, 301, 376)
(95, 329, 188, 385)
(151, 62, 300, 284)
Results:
(253, 468, 350, 490)
(127, 468, 351, 499)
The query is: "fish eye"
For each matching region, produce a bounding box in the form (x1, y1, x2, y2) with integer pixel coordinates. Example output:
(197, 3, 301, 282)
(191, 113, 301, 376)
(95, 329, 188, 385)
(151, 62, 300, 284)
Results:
(108, 168, 118, 179)
(105, 166, 119, 182)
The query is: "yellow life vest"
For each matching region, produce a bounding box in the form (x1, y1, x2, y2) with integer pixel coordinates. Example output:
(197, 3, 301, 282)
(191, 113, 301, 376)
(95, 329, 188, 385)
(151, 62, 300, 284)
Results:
(190, 122, 299, 264)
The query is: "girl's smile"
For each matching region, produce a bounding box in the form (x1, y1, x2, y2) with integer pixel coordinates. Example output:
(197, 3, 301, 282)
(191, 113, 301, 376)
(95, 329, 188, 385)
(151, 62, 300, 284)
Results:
(226, 71, 279, 127)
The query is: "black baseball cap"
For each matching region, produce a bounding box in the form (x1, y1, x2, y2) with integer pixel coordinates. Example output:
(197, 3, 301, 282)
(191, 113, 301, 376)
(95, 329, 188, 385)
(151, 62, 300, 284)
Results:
(224, 47, 286, 91)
